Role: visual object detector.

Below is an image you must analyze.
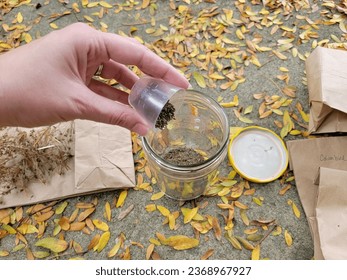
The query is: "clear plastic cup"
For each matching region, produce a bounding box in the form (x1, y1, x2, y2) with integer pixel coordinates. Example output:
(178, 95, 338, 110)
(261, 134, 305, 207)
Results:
(128, 76, 182, 129)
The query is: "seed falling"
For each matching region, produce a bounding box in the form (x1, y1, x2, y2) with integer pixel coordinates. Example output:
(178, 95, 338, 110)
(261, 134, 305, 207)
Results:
(155, 101, 175, 130)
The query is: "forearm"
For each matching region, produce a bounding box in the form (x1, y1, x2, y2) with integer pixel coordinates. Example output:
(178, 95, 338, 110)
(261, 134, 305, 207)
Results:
(0, 54, 16, 127)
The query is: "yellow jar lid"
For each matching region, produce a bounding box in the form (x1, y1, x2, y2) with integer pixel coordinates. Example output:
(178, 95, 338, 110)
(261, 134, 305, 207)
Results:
(228, 126, 289, 183)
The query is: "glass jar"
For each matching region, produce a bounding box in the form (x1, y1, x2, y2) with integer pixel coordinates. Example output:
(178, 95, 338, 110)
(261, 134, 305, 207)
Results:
(141, 89, 229, 201)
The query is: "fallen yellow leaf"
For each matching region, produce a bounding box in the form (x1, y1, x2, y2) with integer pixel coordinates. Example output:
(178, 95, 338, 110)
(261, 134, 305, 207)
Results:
(49, 23, 58, 29)
(35, 237, 68, 253)
(92, 219, 109, 231)
(284, 230, 293, 246)
(146, 243, 155, 260)
(145, 204, 157, 212)
(0, 250, 10, 257)
(251, 245, 260, 260)
(105, 202, 111, 222)
(157, 205, 170, 217)
(160, 234, 199, 250)
(95, 231, 111, 253)
(192, 71, 206, 88)
(116, 190, 128, 208)
(181, 207, 199, 224)
(99, 1, 113, 8)
(150, 192, 165, 201)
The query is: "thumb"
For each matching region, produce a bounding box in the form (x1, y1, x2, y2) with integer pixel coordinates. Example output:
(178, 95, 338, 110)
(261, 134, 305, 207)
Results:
(79, 90, 149, 136)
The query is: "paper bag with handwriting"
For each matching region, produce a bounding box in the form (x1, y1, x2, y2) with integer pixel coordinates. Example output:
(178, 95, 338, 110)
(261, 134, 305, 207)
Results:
(315, 167, 347, 260)
(306, 47, 347, 134)
(287, 136, 347, 259)
(0, 120, 135, 209)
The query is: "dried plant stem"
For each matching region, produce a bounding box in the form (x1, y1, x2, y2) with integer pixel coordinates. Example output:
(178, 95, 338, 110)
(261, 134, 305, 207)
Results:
(257, 73, 283, 95)
(254, 223, 277, 247)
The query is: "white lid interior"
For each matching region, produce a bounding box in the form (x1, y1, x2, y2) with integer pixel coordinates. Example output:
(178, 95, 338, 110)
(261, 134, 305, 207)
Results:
(229, 128, 288, 182)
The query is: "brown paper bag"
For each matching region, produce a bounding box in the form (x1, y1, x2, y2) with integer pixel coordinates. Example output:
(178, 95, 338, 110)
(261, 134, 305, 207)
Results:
(0, 120, 135, 209)
(287, 136, 347, 259)
(306, 47, 347, 134)
(315, 167, 347, 260)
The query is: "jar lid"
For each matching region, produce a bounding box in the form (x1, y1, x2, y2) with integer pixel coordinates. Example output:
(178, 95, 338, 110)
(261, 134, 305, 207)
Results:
(228, 126, 288, 183)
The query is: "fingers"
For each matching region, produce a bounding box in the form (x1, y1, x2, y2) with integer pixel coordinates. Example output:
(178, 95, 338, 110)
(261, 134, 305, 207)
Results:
(99, 60, 139, 89)
(88, 79, 130, 104)
(100, 32, 190, 89)
(78, 87, 149, 136)
(59, 23, 189, 88)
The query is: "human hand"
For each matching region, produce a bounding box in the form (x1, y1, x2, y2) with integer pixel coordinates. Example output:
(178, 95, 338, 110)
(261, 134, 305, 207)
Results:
(0, 23, 189, 135)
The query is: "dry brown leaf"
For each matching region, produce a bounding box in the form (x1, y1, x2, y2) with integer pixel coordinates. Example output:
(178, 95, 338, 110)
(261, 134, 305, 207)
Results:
(118, 204, 135, 220)
(279, 184, 292, 195)
(58, 216, 70, 231)
(69, 209, 79, 223)
(76, 203, 94, 209)
(146, 243, 155, 260)
(69, 222, 85, 231)
(201, 248, 214, 260)
(77, 208, 95, 222)
(72, 240, 84, 254)
(234, 201, 248, 210)
(211, 216, 222, 241)
(85, 218, 95, 232)
(35, 210, 54, 223)
(88, 234, 101, 251)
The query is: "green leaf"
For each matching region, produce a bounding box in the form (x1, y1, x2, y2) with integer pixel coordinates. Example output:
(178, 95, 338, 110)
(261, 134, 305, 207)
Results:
(193, 72, 206, 88)
(35, 237, 68, 253)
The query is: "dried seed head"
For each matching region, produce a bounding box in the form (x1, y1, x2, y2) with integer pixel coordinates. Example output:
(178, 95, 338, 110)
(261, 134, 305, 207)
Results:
(0, 123, 73, 203)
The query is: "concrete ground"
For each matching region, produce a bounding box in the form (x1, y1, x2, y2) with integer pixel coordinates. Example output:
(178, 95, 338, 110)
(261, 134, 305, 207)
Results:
(0, 0, 346, 260)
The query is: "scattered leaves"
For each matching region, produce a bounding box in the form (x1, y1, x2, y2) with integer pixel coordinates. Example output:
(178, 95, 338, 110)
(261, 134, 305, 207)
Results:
(1, 0, 339, 261)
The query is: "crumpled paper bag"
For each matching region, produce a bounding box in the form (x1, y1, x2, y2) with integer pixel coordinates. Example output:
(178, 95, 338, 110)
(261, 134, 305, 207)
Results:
(287, 136, 347, 260)
(0, 120, 135, 209)
(315, 167, 347, 260)
(306, 46, 347, 134)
